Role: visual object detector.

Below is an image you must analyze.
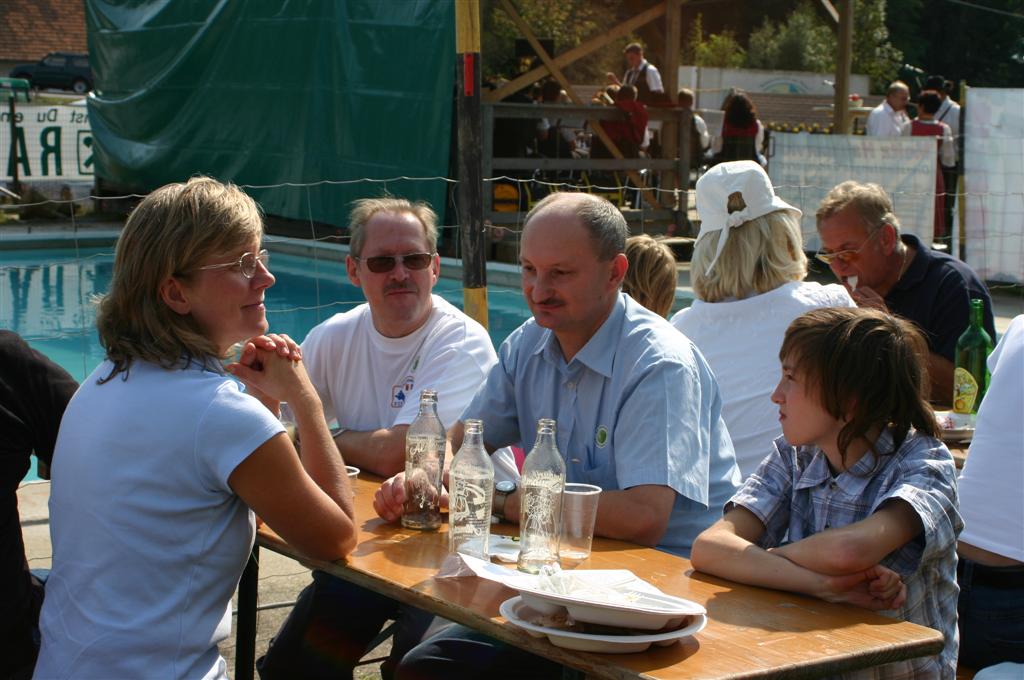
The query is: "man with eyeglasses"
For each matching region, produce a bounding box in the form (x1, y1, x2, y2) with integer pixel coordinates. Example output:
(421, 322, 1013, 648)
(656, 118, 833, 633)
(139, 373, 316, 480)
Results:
(816, 181, 995, 403)
(258, 197, 518, 679)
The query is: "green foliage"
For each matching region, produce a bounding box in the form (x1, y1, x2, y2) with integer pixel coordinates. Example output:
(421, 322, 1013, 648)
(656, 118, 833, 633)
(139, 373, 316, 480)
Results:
(851, 0, 903, 93)
(747, 3, 835, 72)
(687, 13, 745, 68)
(481, 0, 624, 84)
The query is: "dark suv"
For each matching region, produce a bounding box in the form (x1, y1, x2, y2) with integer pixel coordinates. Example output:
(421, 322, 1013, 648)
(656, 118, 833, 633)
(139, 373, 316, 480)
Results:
(9, 52, 93, 94)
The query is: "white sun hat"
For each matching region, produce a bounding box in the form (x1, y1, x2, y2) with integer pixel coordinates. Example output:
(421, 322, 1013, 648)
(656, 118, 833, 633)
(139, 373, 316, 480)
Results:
(696, 160, 801, 274)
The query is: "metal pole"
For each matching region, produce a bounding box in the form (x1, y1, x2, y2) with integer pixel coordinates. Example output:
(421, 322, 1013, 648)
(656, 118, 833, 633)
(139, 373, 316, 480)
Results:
(234, 545, 259, 680)
(832, 0, 854, 134)
(455, 0, 488, 329)
(9, 96, 19, 194)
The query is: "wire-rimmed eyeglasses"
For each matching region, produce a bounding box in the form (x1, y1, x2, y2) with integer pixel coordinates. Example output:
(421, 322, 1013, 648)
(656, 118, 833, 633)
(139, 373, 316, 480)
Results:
(198, 249, 270, 279)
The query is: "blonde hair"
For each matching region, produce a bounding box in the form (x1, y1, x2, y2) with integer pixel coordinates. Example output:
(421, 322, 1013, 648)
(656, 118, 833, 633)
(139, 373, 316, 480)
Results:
(348, 197, 438, 257)
(693, 193, 807, 303)
(623, 235, 677, 317)
(95, 176, 264, 382)
(815, 181, 901, 236)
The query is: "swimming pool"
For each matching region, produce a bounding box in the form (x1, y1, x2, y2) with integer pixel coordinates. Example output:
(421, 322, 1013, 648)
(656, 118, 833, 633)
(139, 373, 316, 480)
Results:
(3, 245, 534, 481)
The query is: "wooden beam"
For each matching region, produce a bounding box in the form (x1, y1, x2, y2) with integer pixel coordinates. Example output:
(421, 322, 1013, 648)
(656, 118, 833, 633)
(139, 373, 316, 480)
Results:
(819, 0, 839, 23)
(661, 0, 683, 190)
(486, 2, 670, 102)
(832, 0, 853, 133)
(497, 0, 667, 210)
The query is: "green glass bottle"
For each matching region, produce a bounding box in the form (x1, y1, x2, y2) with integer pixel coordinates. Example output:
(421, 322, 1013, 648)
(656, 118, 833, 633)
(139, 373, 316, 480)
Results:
(953, 299, 993, 414)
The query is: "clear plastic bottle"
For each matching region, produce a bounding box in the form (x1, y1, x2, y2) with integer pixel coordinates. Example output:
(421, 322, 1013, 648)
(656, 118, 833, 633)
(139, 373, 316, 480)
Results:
(517, 418, 566, 573)
(402, 390, 446, 530)
(448, 419, 494, 559)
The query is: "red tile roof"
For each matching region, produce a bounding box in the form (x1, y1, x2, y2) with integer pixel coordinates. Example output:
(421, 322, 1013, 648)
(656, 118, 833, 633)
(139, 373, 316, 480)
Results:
(0, 0, 87, 62)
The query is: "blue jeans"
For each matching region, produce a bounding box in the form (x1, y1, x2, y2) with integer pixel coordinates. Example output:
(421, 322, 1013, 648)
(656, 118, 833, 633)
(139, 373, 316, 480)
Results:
(395, 623, 563, 680)
(257, 570, 435, 680)
(957, 557, 1024, 669)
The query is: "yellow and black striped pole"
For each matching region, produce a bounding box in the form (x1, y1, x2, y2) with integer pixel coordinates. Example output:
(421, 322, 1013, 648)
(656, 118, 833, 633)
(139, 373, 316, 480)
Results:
(455, 0, 488, 329)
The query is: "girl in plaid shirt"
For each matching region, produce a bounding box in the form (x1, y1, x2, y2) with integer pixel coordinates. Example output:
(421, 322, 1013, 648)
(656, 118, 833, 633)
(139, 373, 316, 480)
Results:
(692, 307, 961, 678)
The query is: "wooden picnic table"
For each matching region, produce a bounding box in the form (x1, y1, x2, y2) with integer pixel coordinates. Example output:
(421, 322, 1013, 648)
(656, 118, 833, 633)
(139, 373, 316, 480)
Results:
(235, 475, 944, 680)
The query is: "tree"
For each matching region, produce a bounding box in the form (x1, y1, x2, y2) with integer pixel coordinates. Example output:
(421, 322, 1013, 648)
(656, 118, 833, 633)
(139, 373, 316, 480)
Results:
(481, 0, 625, 84)
(687, 13, 746, 68)
(746, 3, 834, 72)
(851, 0, 903, 93)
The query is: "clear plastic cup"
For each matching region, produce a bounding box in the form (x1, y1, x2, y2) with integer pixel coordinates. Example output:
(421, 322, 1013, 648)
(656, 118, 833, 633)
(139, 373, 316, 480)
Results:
(346, 465, 360, 498)
(559, 483, 601, 561)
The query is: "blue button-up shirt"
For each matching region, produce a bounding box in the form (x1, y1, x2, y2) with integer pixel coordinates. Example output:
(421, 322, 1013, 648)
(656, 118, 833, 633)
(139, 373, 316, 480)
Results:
(464, 293, 741, 557)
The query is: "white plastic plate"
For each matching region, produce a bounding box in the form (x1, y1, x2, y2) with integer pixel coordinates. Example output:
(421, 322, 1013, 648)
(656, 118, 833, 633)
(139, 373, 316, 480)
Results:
(500, 596, 707, 654)
(515, 579, 705, 630)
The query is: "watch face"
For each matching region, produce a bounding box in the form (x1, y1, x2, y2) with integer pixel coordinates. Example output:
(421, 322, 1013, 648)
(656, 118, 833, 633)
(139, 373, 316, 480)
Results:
(496, 480, 516, 493)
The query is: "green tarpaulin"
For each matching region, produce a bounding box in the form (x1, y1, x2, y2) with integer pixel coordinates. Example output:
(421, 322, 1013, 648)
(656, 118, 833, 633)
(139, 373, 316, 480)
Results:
(86, 0, 455, 227)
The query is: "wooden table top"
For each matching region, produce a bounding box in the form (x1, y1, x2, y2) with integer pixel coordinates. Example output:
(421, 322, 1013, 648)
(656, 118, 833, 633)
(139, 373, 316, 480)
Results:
(256, 475, 944, 680)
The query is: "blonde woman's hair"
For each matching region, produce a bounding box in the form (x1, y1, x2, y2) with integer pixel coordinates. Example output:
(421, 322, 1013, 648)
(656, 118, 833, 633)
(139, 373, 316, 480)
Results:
(95, 176, 264, 382)
(348, 197, 438, 258)
(623, 234, 677, 317)
(692, 193, 807, 303)
(815, 181, 902, 236)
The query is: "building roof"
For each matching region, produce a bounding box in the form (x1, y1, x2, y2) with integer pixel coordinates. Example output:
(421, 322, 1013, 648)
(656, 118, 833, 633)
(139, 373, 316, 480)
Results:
(0, 0, 87, 63)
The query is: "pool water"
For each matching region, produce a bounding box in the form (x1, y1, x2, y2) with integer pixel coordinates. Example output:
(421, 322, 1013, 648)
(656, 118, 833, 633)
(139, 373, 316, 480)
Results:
(3, 246, 534, 481)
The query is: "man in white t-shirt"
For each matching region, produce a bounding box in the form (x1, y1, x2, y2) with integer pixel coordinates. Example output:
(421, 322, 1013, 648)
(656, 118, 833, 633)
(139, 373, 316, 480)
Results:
(259, 198, 517, 680)
(866, 80, 910, 137)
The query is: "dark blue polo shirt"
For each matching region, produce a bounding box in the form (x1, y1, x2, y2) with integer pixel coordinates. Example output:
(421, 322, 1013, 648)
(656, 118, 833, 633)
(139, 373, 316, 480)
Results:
(886, 234, 996, 361)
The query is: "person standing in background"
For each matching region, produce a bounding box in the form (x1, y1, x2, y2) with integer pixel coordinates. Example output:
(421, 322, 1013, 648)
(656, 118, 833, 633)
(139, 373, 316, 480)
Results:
(866, 81, 911, 137)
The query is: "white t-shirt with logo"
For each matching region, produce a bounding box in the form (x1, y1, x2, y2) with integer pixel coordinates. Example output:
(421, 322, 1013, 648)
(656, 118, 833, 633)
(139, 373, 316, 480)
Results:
(302, 294, 519, 481)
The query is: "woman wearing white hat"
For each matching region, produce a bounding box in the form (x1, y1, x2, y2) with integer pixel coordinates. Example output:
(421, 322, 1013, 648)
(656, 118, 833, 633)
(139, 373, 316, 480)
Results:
(670, 161, 853, 478)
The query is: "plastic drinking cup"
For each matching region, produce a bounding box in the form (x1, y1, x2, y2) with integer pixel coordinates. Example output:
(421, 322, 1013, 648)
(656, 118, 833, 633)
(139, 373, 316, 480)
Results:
(559, 483, 601, 561)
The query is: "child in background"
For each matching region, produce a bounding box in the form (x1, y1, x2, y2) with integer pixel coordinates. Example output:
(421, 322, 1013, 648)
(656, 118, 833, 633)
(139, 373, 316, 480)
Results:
(623, 234, 677, 318)
(692, 307, 961, 678)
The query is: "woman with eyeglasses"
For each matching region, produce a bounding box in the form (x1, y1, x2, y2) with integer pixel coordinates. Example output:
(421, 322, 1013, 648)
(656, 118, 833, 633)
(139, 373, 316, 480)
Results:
(670, 161, 854, 479)
(35, 177, 357, 679)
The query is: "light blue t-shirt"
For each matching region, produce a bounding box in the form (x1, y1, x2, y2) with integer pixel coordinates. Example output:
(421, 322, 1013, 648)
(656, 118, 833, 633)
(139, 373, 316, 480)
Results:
(464, 293, 741, 557)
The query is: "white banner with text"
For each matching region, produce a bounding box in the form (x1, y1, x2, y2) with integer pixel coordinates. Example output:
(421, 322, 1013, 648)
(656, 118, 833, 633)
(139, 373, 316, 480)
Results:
(768, 134, 937, 252)
(1, 102, 93, 184)
(963, 88, 1024, 284)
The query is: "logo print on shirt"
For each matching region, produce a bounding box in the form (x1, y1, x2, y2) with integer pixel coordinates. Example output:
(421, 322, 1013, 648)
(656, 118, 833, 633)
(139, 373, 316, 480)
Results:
(595, 425, 609, 448)
(392, 376, 415, 408)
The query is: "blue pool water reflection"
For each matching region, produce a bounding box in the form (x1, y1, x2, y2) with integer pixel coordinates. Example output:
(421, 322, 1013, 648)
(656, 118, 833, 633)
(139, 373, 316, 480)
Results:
(3, 246, 534, 481)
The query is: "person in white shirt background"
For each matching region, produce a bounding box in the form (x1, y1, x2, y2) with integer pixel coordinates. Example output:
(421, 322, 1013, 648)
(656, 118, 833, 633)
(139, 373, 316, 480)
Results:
(259, 197, 518, 679)
(866, 80, 911, 137)
(955, 314, 1024, 673)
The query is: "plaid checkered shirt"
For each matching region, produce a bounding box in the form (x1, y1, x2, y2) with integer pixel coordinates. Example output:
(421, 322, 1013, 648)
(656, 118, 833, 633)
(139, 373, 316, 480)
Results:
(730, 429, 962, 679)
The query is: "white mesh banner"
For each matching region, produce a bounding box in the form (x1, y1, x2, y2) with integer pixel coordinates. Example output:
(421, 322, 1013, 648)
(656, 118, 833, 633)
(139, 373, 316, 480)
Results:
(963, 88, 1024, 284)
(768, 133, 937, 252)
(1, 101, 93, 183)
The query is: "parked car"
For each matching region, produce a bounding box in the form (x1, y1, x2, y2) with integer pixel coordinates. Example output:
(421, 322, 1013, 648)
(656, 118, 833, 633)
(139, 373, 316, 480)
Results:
(9, 53, 92, 94)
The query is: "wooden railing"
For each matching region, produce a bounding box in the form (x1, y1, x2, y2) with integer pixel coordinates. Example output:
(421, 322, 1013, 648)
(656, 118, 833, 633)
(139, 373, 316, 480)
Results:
(483, 102, 695, 226)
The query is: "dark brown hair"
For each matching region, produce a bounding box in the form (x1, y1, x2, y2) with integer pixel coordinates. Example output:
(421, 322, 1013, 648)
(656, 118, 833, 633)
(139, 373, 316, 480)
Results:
(780, 307, 938, 467)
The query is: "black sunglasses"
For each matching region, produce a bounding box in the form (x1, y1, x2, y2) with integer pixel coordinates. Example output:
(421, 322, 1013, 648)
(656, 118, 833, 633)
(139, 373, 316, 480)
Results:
(355, 252, 434, 274)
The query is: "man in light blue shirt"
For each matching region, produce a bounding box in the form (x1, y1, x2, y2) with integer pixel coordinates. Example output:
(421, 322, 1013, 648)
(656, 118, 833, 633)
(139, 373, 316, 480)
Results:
(377, 191, 740, 557)
(466, 285, 738, 557)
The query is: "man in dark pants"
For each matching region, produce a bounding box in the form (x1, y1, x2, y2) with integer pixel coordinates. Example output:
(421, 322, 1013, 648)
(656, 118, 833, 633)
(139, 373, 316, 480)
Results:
(0, 332, 78, 679)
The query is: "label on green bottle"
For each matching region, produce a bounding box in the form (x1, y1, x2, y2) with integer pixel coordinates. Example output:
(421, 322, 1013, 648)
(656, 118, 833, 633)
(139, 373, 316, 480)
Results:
(953, 367, 979, 414)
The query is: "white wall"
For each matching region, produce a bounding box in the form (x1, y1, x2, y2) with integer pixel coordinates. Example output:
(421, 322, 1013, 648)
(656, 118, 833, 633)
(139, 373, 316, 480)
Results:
(678, 66, 871, 110)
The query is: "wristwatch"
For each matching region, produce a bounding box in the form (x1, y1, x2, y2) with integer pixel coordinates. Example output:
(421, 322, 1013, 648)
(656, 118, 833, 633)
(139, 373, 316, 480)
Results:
(493, 480, 517, 521)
